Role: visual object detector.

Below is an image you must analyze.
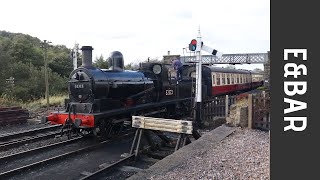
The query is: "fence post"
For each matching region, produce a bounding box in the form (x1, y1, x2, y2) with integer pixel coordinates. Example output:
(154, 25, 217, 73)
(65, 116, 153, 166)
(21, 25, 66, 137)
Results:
(225, 95, 229, 117)
(248, 94, 253, 129)
(262, 90, 266, 107)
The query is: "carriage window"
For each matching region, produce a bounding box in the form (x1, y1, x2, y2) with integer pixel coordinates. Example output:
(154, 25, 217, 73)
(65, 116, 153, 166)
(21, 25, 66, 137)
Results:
(226, 74, 230, 84)
(240, 74, 243, 83)
(244, 74, 247, 83)
(221, 73, 225, 85)
(212, 74, 215, 85)
(216, 73, 220, 85)
(231, 74, 234, 84)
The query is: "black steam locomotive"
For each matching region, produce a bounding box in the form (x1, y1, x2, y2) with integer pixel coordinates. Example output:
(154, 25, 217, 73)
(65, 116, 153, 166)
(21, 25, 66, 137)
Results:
(47, 46, 263, 137)
(47, 46, 197, 137)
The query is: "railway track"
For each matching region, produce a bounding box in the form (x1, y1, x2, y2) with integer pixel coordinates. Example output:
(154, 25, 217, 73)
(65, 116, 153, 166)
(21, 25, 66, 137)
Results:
(80, 154, 136, 180)
(0, 136, 97, 179)
(0, 124, 61, 141)
(0, 136, 85, 164)
(79, 145, 175, 180)
(79, 136, 177, 179)
(0, 125, 62, 150)
(0, 131, 135, 179)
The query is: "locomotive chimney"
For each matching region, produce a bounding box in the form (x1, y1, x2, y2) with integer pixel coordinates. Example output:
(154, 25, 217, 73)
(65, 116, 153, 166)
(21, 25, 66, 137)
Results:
(81, 46, 93, 68)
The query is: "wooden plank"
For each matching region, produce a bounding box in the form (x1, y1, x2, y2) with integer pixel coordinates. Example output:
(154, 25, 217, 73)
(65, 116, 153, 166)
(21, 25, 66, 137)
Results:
(132, 116, 193, 134)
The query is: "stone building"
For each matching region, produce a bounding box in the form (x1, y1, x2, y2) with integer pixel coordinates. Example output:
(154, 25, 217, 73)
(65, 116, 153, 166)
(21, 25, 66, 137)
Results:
(162, 51, 180, 64)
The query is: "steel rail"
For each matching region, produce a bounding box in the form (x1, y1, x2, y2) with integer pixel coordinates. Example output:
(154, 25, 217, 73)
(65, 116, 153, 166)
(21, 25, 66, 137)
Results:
(0, 136, 86, 163)
(0, 124, 62, 141)
(0, 131, 61, 150)
(80, 154, 135, 180)
(0, 139, 109, 179)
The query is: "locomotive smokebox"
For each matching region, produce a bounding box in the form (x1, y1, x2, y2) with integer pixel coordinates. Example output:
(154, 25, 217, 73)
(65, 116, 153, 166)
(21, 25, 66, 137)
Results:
(108, 51, 124, 71)
(81, 46, 94, 68)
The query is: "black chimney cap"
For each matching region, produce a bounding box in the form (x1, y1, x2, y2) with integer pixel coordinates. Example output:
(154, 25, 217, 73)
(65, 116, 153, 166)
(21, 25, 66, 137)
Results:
(80, 46, 94, 50)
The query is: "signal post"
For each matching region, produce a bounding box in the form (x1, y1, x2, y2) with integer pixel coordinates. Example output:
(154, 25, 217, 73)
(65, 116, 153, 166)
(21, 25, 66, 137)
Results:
(188, 29, 222, 128)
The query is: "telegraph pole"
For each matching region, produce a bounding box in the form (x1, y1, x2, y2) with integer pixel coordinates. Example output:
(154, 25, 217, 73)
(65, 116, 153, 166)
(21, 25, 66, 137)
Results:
(42, 40, 51, 112)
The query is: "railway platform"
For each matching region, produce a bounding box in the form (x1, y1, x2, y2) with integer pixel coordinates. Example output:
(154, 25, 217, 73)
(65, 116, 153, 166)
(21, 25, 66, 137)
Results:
(127, 125, 269, 180)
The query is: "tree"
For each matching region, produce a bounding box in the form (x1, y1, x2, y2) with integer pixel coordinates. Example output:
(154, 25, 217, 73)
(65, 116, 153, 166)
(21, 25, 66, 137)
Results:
(124, 63, 133, 70)
(93, 55, 109, 69)
(0, 30, 72, 102)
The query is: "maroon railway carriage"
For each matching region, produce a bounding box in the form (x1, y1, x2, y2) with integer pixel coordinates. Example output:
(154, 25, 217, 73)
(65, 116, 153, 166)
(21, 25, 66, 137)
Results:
(185, 66, 264, 96)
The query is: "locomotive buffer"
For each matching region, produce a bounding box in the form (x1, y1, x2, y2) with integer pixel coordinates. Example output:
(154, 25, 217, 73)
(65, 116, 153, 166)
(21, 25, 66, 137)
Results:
(189, 29, 223, 127)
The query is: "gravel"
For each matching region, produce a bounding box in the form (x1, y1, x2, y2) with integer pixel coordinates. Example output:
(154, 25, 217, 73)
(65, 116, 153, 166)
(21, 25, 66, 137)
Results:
(148, 127, 269, 180)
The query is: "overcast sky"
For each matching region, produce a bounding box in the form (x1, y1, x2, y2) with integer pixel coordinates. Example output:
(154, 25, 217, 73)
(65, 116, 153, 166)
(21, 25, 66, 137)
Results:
(0, 0, 269, 70)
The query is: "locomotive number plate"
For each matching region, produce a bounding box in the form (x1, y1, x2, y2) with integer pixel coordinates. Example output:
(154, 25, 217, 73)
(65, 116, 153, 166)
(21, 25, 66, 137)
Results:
(74, 84, 84, 89)
(165, 90, 174, 95)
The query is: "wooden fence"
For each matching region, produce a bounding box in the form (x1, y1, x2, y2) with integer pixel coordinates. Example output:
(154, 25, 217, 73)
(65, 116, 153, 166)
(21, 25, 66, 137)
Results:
(202, 95, 237, 122)
(248, 91, 270, 131)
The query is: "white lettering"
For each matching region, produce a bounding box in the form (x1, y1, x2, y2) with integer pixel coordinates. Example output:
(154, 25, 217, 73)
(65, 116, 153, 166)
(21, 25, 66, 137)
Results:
(284, 49, 307, 60)
(284, 117, 307, 131)
(284, 82, 307, 96)
(284, 98, 307, 114)
(284, 63, 307, 78)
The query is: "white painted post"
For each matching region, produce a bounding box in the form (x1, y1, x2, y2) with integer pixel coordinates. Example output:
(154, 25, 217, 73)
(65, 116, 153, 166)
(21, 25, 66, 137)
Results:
(195, 29, 202, 127)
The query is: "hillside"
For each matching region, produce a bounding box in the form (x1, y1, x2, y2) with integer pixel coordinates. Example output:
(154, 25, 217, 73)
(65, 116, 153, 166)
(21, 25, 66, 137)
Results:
(0, 30, 74, 101)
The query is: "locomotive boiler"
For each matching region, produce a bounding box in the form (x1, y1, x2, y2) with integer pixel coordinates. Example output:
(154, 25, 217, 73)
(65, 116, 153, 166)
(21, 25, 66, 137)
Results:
(67, 46, 155, 114)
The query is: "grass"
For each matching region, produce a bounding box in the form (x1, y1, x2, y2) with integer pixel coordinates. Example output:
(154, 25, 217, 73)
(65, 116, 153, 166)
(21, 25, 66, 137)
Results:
(257, 86, 269, 91)
(25, 95, 67, 110)
(0, 95, 67, 111)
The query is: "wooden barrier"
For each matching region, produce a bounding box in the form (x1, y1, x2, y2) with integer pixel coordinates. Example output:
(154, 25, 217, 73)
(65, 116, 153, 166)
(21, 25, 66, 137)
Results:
(130, 116, 194, 158)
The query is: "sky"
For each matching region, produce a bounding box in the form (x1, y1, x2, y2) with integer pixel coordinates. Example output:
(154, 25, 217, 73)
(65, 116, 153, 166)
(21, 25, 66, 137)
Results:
(0, 0, 269, 70)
